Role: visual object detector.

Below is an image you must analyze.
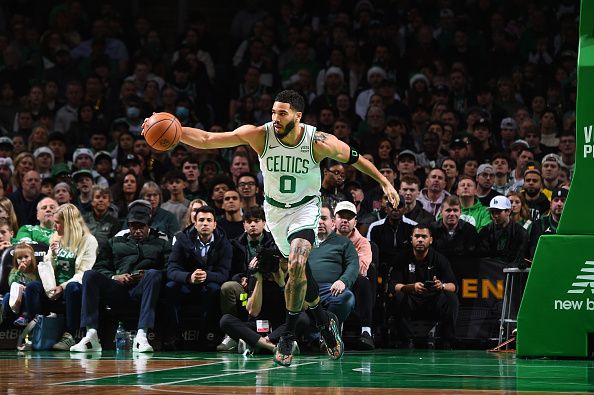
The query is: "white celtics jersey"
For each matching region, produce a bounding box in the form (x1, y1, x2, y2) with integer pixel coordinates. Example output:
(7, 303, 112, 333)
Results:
(258, 122, 321, 204)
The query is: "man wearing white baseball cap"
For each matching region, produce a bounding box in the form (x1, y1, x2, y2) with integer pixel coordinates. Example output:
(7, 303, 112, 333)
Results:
(334, 200, 375, 350)
(478, 196, 528, 265)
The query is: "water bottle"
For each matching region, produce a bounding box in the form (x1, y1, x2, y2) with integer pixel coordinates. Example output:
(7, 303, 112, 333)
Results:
(115, 321, 127, 351)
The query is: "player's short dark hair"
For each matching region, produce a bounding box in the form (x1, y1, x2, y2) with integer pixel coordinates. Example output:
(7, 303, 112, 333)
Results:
(275, 90, 305, 112)
(243, 206, 265, 222)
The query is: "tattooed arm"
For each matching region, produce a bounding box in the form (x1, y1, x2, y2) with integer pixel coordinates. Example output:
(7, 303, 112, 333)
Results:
(312, 131, 400, 207)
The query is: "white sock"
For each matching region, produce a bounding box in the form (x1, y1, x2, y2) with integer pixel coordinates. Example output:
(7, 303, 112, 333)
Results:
(362, 327, 371, 335)
(86, 328, 98, 338)
(136, 328, 147, 339)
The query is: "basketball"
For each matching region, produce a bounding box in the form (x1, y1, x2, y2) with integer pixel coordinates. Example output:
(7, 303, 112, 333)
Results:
(143, 112, 182, 151)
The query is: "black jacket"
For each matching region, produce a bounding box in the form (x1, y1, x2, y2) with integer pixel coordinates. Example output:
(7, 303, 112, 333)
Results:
(369, 218, 415, 267)
(407, 201, 435, 226)
(8, 190, 44, 227)
(478, 220, 528, 265)
(527, 215, 558, 259)
(388, 248, 458, 294)
(230, 230, 277, 281)
(167, 225, 232, 285)
(93, 228, 171, 277)
(430, 219, 479, 265)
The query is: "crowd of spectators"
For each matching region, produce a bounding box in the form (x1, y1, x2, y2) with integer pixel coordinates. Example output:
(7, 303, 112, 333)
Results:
(0, 0, 578, 351)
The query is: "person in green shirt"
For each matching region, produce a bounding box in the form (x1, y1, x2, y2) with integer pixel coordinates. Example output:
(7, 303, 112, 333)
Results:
(23, 204, 98, 351)
(14, 197, 58, 245)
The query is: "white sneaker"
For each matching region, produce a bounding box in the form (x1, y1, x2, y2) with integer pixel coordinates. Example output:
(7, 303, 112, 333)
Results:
(70, 332, 102, 352)
(292, 340, 300, 356)
(237, 339, 255, 356)
(216, 335, 237, 352)
(133, 336, 154, 353)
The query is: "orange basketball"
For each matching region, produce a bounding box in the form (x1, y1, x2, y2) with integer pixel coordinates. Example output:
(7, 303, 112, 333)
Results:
(143, 112, 182, 151)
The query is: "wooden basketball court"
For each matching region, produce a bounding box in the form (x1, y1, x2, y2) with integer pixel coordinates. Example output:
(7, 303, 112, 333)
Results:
(1, 349, 592, 394)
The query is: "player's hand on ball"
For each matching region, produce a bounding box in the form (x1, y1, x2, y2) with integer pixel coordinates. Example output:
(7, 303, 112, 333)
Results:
(141, 113, 156, 136)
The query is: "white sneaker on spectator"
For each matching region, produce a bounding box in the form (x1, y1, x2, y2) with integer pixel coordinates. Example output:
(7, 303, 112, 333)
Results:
(70, 331, 102, 352)
(133, 336, 154, 353)
(216, 335, 237, 352)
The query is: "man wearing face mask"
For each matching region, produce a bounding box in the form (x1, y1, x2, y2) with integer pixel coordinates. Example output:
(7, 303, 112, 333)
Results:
(112, 95, 145, 135)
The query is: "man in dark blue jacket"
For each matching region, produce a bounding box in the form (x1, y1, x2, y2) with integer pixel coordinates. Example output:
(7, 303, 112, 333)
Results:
(165, 205, 232, 340)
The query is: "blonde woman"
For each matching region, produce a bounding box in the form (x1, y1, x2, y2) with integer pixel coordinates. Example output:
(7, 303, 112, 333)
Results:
(0, 196, 19, 234)
(507, 191, 532, 230)
(181, 198, 207, 229)
(23, 203, 98, 351)
(10, 152, 36, 191)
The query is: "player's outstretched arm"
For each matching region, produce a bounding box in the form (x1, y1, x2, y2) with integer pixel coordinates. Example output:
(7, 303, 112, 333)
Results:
(142, 119, 265, 153)
(313, 131, 400, 207)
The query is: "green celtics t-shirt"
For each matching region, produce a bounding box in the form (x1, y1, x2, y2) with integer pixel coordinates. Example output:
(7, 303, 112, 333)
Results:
(53, 246, 76, 285)
(14, 225, 55, 245)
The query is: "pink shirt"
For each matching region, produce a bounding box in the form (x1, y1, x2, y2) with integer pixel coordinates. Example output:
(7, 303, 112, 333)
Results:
(347, 228, 372, 276)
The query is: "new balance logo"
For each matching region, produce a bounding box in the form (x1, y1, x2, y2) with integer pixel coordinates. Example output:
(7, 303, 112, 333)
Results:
(567, 261, 594, 294)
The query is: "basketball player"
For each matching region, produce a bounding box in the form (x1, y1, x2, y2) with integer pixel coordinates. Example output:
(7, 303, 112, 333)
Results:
(142, 90, 399, 366)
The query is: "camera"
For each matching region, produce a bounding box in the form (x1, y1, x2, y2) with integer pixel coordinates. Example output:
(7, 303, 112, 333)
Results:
(253, 246, 281, 274)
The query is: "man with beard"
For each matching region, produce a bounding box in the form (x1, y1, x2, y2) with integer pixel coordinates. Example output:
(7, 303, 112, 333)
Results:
(14, 197, 57, 244)
(9, 170, 44, 226)
(475, 164, 501, 207)
(334, 201, 375, 350)
(540, 153, 562, 199)
(521, 167, 550, 221)
(527, 188, 567, 258)
(389, 225, 459, 349)
(418, 168, 449, 218)
(478, 196, 528, 265)
(149, 90, 399, 366)
(399, 175, 434, 226)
